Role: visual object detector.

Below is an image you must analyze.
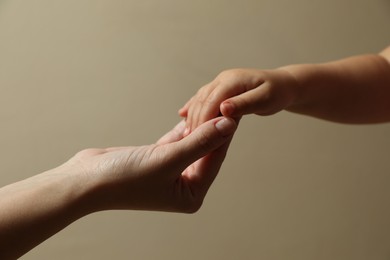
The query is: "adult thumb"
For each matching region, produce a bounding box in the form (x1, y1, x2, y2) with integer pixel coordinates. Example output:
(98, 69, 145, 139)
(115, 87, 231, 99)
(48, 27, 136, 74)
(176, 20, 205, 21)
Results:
(168, 117, 237, 168)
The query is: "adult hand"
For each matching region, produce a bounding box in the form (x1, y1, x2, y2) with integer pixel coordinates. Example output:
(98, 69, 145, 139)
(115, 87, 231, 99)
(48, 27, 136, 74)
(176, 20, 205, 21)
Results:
(64, 116, 238, 213)
(0, 117, 237, 259)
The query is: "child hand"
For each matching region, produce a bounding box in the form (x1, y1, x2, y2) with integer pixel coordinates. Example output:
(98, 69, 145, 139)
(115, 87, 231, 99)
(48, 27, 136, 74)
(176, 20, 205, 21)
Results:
(179, 68, 300, 134)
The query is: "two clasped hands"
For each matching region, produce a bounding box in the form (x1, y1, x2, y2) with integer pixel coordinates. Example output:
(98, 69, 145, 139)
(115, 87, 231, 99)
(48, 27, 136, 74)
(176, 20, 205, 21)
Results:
(1, 46, 390, 259)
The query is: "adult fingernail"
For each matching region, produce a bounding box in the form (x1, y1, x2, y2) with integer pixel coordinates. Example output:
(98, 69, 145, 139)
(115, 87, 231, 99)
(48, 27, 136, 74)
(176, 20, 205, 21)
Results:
(215, 118, 236, 136)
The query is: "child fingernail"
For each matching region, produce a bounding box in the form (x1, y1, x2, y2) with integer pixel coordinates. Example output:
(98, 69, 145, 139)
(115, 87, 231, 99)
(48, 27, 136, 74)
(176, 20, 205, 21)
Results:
(222, 102, 234, 116)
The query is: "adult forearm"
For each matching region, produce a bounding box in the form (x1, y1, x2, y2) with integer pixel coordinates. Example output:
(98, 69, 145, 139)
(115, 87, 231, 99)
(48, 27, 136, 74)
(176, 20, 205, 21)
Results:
(0, 167, 95, 259)
(281, 53, 390, 123)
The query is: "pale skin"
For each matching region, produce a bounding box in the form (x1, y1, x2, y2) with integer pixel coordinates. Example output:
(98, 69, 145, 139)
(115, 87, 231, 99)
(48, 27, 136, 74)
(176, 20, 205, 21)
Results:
(180, 46, 390, 131)
(2, 46, 390, 260)
(0, 117, 238, 259)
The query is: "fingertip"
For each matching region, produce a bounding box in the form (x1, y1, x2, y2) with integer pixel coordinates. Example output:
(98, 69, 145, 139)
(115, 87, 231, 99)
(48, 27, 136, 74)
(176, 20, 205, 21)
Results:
(214, 117, 237, 137)
(178, 107, 188, 117)
(220, 101, 235, 117)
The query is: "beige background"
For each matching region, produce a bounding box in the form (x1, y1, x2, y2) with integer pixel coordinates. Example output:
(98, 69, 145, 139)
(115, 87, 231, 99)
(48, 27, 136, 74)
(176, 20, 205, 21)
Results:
(0, 0, 390, 259)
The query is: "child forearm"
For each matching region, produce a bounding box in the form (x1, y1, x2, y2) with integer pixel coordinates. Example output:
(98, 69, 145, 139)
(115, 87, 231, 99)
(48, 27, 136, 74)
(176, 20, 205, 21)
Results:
(281, 53, 390, 124)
